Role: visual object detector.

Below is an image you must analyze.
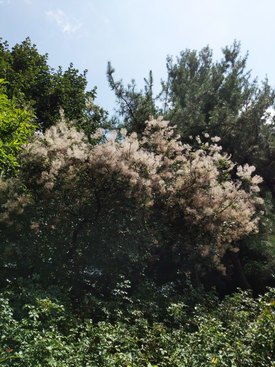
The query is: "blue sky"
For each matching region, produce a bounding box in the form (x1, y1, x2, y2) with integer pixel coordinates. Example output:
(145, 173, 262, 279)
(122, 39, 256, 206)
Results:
(1, 0, 275, 113)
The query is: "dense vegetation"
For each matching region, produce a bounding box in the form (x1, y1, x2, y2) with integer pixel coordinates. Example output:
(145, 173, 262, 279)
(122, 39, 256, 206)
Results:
(0, 290, 274, 366)
(0, 38, 274, 366)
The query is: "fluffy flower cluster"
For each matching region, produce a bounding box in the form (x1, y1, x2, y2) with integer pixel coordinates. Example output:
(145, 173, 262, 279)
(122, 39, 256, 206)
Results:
(0, 117, 264, 268)
(140, 119, 263, 268)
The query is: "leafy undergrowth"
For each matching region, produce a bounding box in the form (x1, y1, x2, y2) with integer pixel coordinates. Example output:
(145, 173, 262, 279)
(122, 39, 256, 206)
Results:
(0, 289, 274, 367)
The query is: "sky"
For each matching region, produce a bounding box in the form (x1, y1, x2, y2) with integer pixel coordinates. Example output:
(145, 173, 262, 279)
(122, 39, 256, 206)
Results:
(1, 0, 275, 113)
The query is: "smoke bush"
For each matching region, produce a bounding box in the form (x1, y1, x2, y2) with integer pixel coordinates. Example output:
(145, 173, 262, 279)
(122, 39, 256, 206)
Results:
(0, 117, 263, 269)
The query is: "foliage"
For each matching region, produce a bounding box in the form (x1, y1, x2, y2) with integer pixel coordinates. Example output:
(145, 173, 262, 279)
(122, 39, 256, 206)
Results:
(0, 118, 265, 306)
(0, 79, 35, 175)
(0, 289, 274, 366)
(0, 37, 274, 366)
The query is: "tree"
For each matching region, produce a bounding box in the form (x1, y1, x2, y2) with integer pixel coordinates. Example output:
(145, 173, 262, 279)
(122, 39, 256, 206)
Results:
(0, 37, 106, 132)
(164, 42, 275, 182)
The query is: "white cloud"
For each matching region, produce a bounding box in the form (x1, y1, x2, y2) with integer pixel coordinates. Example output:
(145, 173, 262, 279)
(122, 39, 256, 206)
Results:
(46, 9, 82, 35)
